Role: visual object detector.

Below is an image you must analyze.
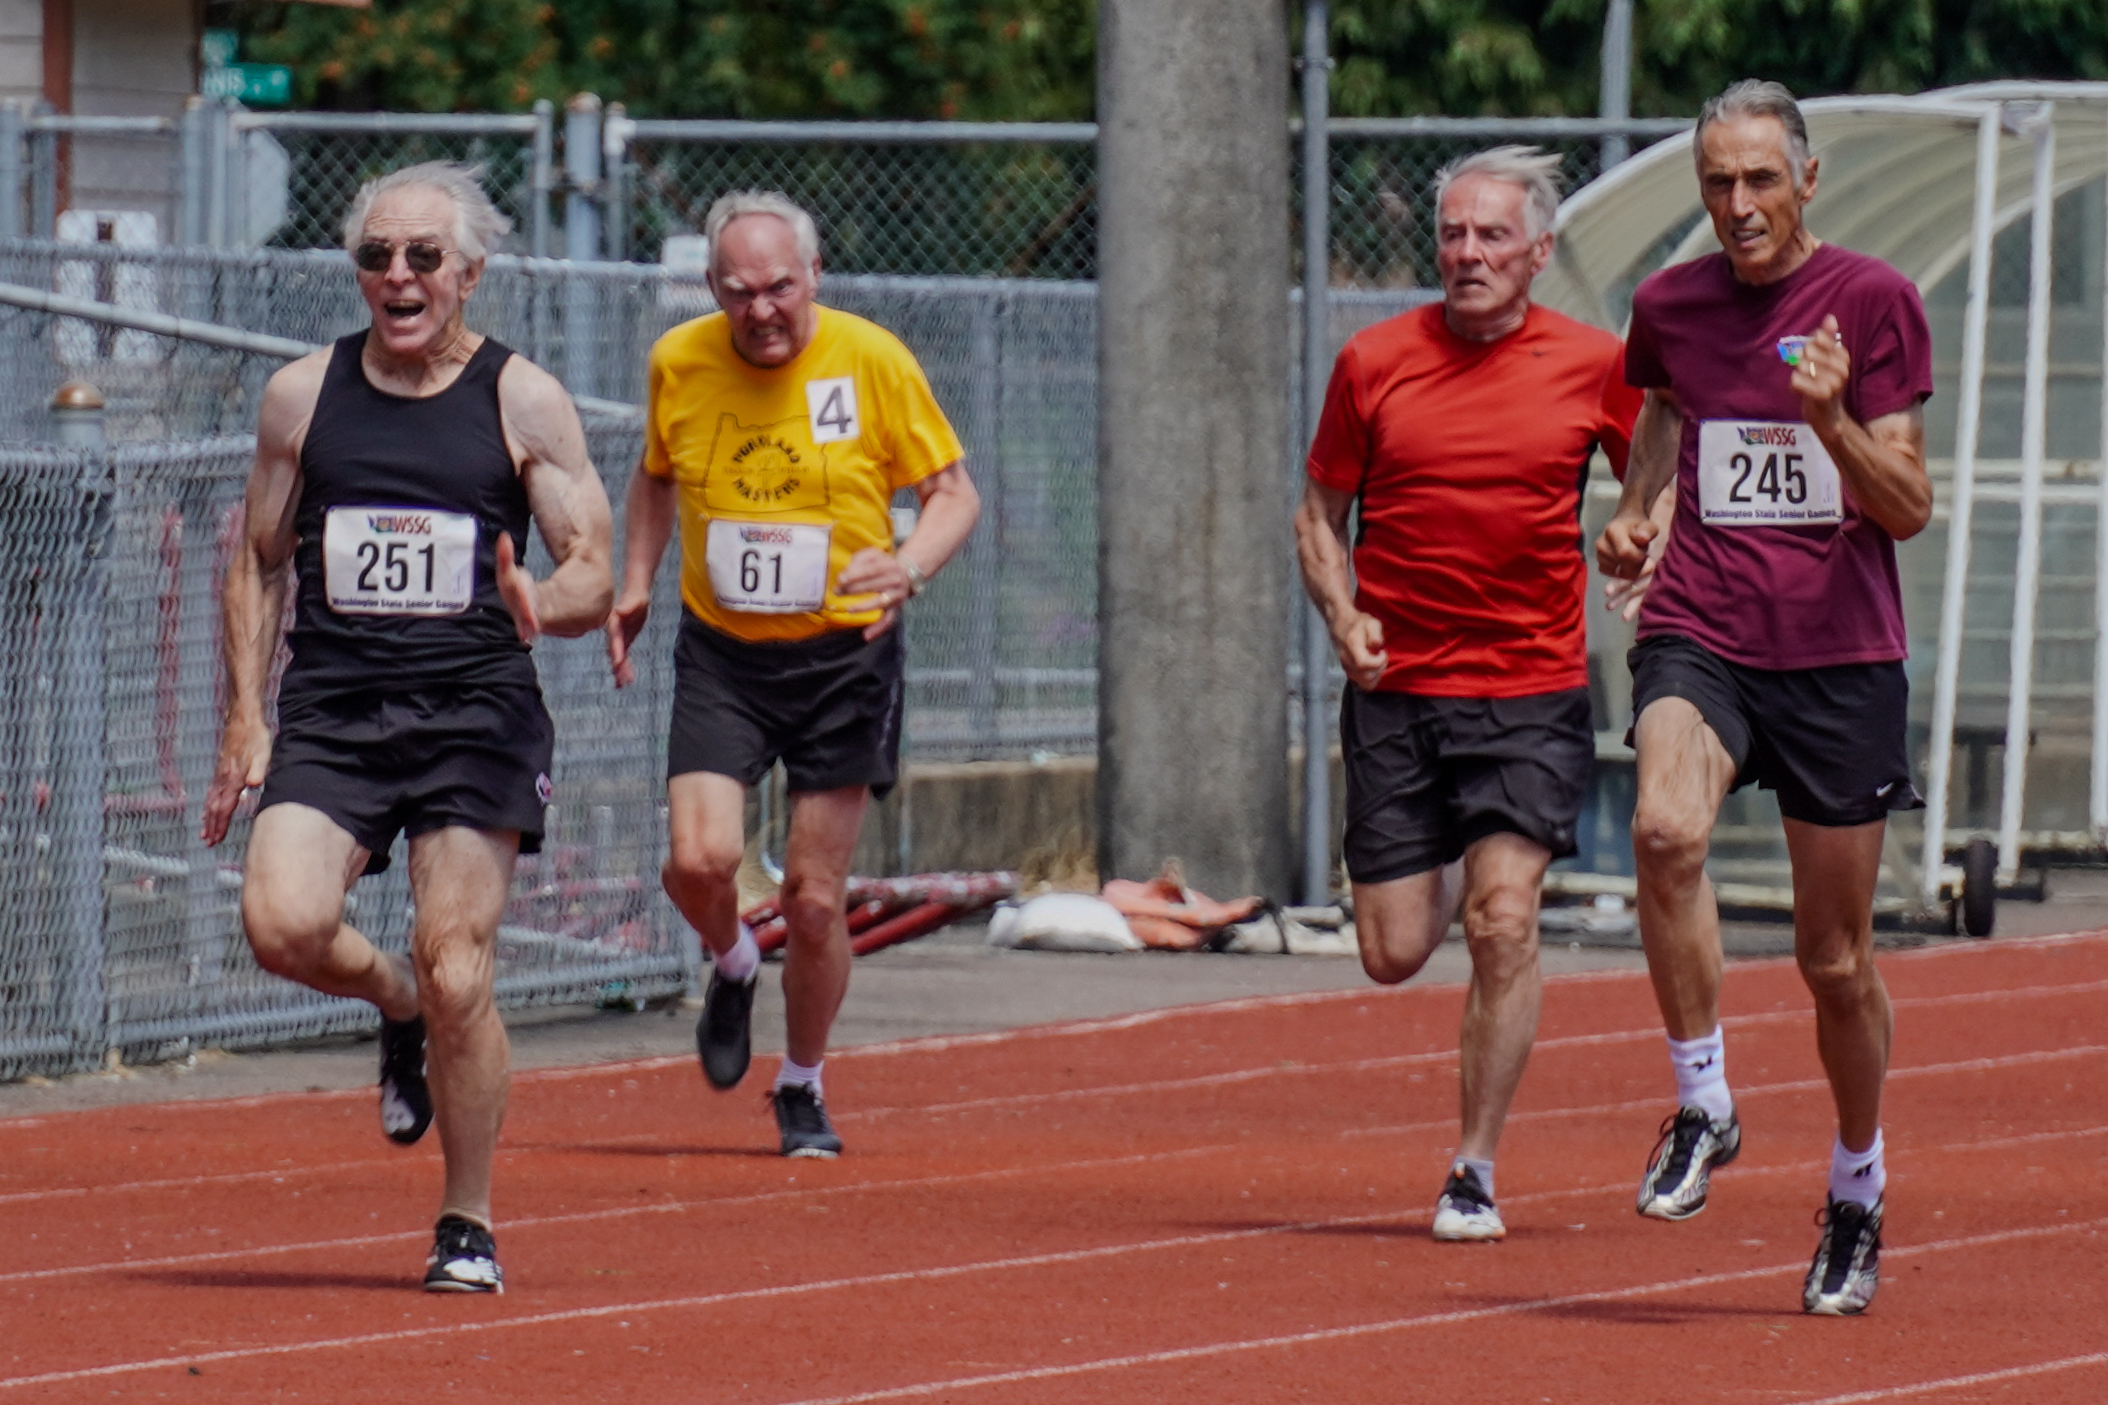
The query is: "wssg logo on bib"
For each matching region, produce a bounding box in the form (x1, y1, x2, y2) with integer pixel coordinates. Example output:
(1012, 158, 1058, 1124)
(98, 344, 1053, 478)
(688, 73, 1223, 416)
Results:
(364, 512, 435, 535)
(738, 526, 796, 546)
(1736, 425, 1800, 448)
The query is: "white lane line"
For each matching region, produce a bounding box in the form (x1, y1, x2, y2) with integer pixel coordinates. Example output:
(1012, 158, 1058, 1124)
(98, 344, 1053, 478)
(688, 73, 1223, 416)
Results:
(6, 1207, 2098, 1395)
(14, 970, 2103, 1212)
(11, 930, 2096, 1133)
(7, 1037, 2105, 1284)
(1788, 1352, 2108, 1404)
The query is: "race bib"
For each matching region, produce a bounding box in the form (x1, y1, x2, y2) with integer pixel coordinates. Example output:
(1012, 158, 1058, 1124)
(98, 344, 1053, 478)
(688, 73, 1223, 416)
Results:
(323, 506, 476, 615)
(1696, 421, 1843, 526)
(706, 518, 832, 613)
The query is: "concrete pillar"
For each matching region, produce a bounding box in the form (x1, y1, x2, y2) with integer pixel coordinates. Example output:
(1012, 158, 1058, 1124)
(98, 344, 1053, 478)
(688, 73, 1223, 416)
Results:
(1096, 0, 1292, 899)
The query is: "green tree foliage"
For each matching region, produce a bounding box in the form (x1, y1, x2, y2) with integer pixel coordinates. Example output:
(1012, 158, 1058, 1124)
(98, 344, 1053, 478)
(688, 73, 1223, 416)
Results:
(233, 0, 1093, 118)
(231, 0, 2106, 118)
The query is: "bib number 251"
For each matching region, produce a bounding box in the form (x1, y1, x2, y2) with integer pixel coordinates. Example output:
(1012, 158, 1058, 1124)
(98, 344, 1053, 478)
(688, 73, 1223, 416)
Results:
(1696, 420, 1842, 526)
(323, 506, 477, 615)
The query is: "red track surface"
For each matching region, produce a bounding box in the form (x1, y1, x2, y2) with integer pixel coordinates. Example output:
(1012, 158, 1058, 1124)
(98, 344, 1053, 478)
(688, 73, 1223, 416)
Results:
(5, 933, 2108, 1403)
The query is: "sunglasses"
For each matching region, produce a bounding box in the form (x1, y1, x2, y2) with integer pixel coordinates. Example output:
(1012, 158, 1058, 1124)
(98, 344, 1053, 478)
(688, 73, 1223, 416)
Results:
(353, 240, 452, 275)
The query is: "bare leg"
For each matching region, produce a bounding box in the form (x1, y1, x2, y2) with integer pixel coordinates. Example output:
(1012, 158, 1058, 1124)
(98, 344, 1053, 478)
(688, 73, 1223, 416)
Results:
(406, 826, 518, 1228)
(1630, 699, 1738, 1040)
(662, 772, 749, 961)
(241, 803, 418, 1022)
(1455, 833, 1551, 1161)
(1783, 818, 1892, 1152)
(1350, 858, 1464, 986)
(779, 786, 869, 1068)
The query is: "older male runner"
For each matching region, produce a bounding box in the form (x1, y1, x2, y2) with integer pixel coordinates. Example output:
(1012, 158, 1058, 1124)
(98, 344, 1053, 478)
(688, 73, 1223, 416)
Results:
(203, 163, 614, 1293)
(1299, 147, 1639, 1241)
(1596, 81, 1933, 1315)
(608, 191, 980, 1157)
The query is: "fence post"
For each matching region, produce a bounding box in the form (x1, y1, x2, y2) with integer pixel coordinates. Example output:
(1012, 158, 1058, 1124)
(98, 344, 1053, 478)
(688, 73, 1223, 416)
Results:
(1599, 0, 1634, 169)
(205, 100, 231, 248)
(0, 102, 22, 238)
(603, 102, 629, 262)
(965, 291, 1004, 751)
(563, 94, 604, 398)
(530, 98, 554, 260)
(30, 101, 57, 238)
(1298, 0, 1334, 904)
(49, 382, 112, 1069)
(178, 97, 207, 247)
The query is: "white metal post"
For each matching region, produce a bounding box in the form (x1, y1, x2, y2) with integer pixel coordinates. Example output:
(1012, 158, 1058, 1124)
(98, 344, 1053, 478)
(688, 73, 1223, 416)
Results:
(1598, 0, 1634, 169)
(2092, 100, 2108, 840)
(1996, 107, 2058, 885)
(1920, 107, 2004, 908)
(1299, 0, 1333, 904)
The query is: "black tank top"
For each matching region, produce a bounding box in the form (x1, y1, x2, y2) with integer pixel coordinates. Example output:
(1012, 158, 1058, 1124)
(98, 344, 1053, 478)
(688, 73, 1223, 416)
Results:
(283, 333, 537, 693)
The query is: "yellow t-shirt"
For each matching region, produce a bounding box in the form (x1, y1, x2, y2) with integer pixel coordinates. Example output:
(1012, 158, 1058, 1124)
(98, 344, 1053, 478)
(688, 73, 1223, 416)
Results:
(644, 304, 966, 642)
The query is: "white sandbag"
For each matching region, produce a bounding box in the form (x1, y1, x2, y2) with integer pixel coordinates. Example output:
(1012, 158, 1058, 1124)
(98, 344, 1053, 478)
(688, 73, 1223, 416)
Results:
(986, 894, 1143, 953)
(1219, 912, 1359, 956)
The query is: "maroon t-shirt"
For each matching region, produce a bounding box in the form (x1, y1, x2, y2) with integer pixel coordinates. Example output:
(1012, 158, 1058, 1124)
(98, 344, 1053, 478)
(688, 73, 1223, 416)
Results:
(1624, 243, 1933, 669)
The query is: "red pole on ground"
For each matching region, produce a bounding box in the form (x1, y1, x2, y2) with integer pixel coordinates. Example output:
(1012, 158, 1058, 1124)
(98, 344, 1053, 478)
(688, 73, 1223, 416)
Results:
(849, 901, 962, 956)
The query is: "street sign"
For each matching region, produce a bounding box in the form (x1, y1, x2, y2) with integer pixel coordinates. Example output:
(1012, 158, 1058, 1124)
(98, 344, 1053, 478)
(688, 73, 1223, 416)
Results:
(202, 64, 293, 107)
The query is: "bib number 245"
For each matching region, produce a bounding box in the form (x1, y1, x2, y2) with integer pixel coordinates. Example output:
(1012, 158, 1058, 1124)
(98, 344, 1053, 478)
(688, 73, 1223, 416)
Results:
(1696, 420, 1842, 526)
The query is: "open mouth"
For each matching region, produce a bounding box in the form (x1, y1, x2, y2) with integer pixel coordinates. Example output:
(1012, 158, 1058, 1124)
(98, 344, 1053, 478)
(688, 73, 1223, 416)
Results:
(383, 300, 426, 321)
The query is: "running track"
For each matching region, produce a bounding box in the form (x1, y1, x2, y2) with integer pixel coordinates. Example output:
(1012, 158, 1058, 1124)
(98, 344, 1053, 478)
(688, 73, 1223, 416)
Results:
(4, 933, 2107, 1403)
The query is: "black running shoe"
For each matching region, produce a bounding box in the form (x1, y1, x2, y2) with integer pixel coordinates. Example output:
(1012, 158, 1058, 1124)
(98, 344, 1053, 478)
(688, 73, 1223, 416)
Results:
(378, 1015, 432, 1146)
(1803, 1197, 1882, 1315)
(1637, 1105, 1741, 1220)
(696, 967, 759, 1090)
(770, 1083, 843, 1159)
(424, 1214, 503, 1294)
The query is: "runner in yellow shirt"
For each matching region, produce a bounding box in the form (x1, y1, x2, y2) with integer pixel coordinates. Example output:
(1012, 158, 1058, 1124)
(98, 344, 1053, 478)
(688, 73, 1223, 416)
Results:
(608, 191, 981, 1156)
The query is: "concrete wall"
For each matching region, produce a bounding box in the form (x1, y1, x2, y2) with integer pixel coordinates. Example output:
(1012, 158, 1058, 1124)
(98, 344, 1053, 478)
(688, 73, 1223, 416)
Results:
(68, 0, 191, 230)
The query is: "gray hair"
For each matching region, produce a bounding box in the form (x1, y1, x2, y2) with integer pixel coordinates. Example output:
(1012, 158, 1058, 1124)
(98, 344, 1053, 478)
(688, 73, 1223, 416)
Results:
(1433, 146, 1564, 239)
(340, 161, 511, 261)
(1696, 80, 1812, 184)
(703, 190, 822, 268)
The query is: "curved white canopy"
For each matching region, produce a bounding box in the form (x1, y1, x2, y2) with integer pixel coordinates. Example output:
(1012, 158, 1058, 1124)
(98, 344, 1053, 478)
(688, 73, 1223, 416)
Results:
(1538, 82, 2108, 331)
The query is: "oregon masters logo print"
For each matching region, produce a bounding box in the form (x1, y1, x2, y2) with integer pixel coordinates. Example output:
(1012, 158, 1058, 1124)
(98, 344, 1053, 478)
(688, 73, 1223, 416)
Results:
(702, 413, 831, 514)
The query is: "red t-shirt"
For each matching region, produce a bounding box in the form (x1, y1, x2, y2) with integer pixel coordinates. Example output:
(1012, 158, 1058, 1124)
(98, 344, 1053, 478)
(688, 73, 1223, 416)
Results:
(1306, 302, 1640, 697)
(1624, 243, 1933, 669)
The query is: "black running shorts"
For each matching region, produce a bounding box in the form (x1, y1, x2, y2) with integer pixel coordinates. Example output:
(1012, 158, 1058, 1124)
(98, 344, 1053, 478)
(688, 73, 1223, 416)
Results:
(260, 682, 554, 875)
(1628, 633, 1921, 827)
(668, 613, 904, 797)
(1339, 686, 1594, 885)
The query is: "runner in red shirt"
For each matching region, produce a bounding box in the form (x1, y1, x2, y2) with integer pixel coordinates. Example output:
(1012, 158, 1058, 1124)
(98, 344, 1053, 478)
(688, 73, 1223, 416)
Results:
(1299, 146, 1640, 1243)
(1596, 81, 1934, 1316)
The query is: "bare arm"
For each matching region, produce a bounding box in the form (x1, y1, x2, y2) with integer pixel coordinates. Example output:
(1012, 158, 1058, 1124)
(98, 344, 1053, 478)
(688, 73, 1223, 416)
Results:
(606, 464, 677, 688)
(498, 357, 616, 640)
(1293, 478, 1385, 692)
(836, 460, 982, 640)
(1595, 387, 1682, 580)
(203, 353, 324, 844)
(1795, 315, 1931, 540)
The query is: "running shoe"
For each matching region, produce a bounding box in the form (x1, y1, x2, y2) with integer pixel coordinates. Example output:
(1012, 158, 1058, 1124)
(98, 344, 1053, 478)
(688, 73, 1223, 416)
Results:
(696, 967, 759, 1090)
(424, 1215, 503, 1293)
(770, 1082, 844, 1159)
(1802, 1198, 1882, 1315)
(378, 1014, 432, 1146)
(1636, 1105, 1741, 1220)
(1431, 1163, 1505, 1242)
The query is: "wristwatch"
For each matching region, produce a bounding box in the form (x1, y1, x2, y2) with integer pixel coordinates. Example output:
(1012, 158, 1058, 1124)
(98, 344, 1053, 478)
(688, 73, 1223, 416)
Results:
(901, 556, 930, 597)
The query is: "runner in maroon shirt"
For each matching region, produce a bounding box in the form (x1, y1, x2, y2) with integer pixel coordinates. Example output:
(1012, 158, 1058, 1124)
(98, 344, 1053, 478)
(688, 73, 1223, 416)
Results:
(1300, 147, 1639, 1244)
(1595, 81, 1934, 1316)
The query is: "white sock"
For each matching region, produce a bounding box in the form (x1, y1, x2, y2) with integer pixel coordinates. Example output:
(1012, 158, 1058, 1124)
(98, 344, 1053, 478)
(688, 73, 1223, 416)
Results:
(1829, 1131, 1886, 1208)
(774, 1057, 823, 1096)
(1666, 1030, 1734, 1123)
(713, 923, 760, 983)
(1452, 1156, 1496, 1202)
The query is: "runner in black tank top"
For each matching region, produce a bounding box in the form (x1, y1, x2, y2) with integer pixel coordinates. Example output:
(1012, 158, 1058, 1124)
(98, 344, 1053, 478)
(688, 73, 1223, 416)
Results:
(202, 163, 614, 1294)
(286, 331, 538, 694)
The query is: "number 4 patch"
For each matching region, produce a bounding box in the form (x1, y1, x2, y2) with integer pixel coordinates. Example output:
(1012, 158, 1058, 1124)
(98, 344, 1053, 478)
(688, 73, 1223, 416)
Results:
(805, 377, 861, 444)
